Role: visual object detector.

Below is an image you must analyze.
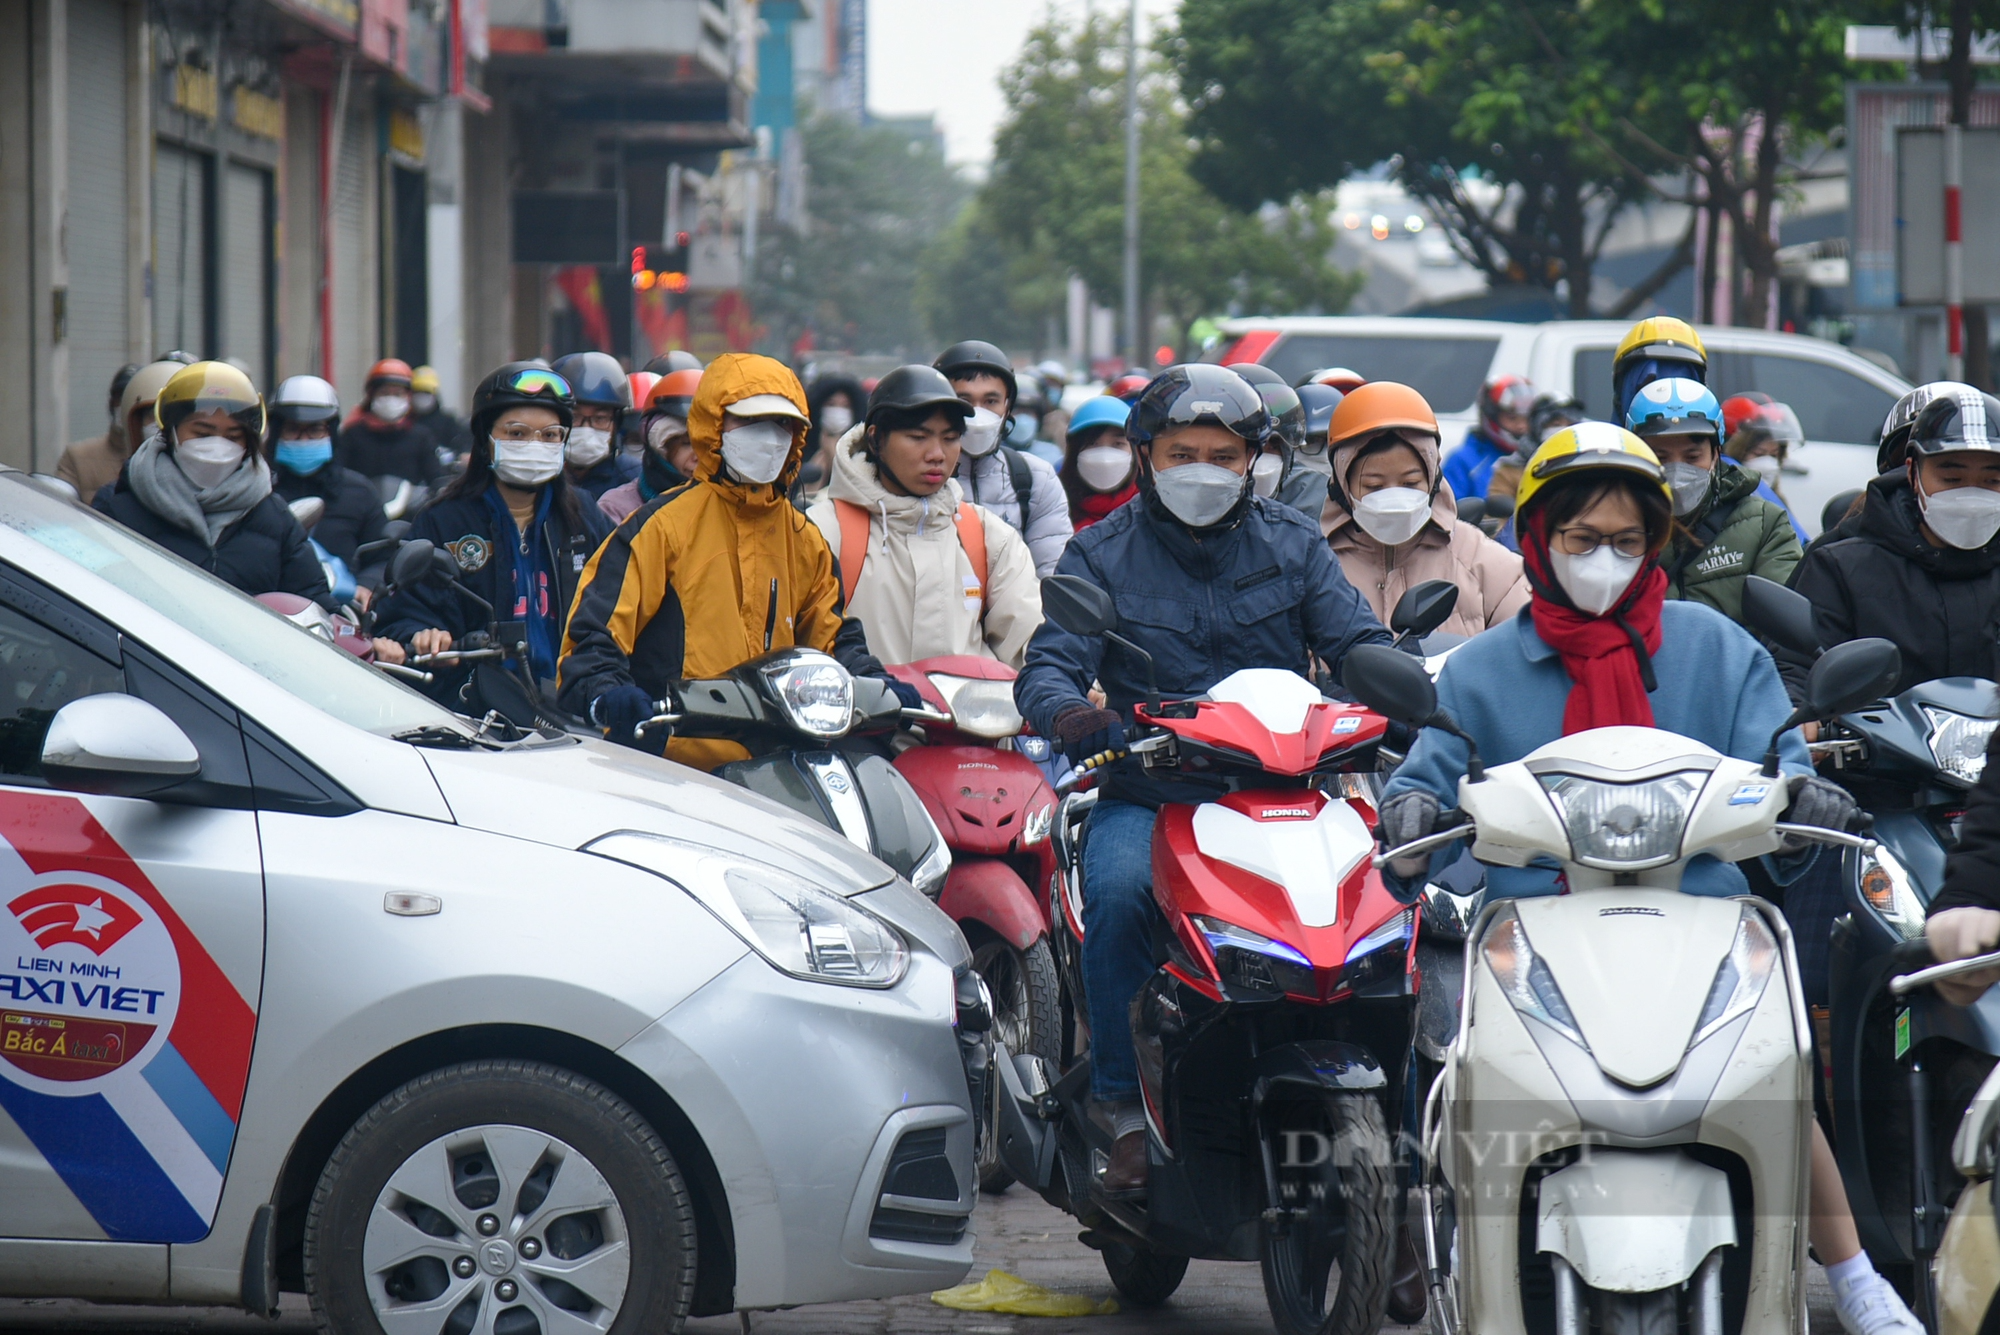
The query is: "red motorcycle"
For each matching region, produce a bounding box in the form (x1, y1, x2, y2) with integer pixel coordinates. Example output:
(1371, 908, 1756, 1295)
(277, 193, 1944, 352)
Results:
(989, 576, 1458, 1335)
(887, 656, 1060, 1191)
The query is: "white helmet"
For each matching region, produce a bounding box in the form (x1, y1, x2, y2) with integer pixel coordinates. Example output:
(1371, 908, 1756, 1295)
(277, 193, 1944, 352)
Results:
(271, 374, 341, 427)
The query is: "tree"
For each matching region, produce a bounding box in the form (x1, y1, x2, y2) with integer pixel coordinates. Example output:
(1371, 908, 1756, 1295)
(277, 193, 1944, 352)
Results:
(749, 111, 970, 357)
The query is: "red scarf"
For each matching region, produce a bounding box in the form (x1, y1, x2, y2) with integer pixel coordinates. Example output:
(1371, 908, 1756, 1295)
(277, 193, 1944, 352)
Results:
(1520, 511, 1667, 734)
(1075, 483, 1137, 528)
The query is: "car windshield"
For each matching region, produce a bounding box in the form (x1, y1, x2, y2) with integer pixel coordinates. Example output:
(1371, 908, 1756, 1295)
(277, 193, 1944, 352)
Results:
(0, 475, 464, 738)
(1257, 334, 1500, 412)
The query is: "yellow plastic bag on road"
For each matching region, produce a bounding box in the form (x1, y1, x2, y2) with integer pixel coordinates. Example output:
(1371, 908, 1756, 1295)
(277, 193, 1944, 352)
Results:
(931, 1268, 1118, 1317)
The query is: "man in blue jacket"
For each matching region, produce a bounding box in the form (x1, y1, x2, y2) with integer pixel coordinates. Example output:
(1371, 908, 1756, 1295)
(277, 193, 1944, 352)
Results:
(1015, 364, 1392, 1196)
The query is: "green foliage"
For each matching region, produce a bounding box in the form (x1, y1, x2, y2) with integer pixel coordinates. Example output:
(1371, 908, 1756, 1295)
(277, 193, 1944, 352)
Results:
(912, 204, 1064, 356)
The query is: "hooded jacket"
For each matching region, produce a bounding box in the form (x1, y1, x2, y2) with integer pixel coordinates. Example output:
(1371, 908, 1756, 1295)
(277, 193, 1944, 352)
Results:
(805, 425, 1043, 668)
(1660, 459, 1802, 625)
(1322, 430, 1528, 637)
(1792, 470, 2000, 694)
(272, 460, 388, 569)
(953, 443, 1073, 578)
(337, 415, 444, 485)
(557, 354, 884, 770)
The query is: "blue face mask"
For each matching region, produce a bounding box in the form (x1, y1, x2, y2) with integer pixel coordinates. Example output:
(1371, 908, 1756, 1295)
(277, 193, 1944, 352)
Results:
(276, 439, 334, 475)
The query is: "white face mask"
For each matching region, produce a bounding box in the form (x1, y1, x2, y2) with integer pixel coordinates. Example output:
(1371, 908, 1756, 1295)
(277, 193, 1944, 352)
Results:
(1075, 444, 1134, 493)
(1744, 454, 1782, 483)
(372, 394, 410, 422)
(566, 426, 612, 469)
(1660, 461, 1713, 517)
(1152, 461, 1247, 529)
(1250, 452, 1284, 498)
(647, 417, 688, 455)
(959, 407, 1005, 458)
(1352, 486, 1432, 547)
(721, 419, 795, 485)
(1549, 544, 1643, 616)
(491, 437, 564, 488)
(1918, 474, 2000, 550)
(175, 434, 246, 490)
(820, 404, 854, 434)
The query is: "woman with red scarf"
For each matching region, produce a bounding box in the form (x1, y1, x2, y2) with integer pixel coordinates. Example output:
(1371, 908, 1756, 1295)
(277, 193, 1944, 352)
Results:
(1059, 395, 1139, 528)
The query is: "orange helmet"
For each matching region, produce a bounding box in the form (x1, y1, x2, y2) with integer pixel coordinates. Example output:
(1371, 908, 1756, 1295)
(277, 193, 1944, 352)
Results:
(1327, 381, 1439, 449)
(645, 367, 702, 417)
(365, 358, 413, 388)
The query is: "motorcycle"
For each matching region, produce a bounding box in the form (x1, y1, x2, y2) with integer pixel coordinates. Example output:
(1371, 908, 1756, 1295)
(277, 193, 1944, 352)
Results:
(1341, 627, 1902, 1335)
(990, 576, 1460, 1335)
(1909, 948, 2000, 1335)
(886, 656, 1060, 1192)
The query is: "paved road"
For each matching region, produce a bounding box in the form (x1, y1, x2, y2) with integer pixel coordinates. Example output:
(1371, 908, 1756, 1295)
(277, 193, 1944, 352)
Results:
(0, 1187, 1844, 1334)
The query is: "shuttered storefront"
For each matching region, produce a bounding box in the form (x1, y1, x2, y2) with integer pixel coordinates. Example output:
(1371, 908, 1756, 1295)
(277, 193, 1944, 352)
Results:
(219, 163, 272, 386)
(65, 0, 129, 434)
(153, 141, 212, 358)
(330, 101, 373, 401)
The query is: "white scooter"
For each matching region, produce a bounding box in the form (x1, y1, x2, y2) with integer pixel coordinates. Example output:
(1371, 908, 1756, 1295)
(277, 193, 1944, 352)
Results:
(1342, 634, 1904, 1335)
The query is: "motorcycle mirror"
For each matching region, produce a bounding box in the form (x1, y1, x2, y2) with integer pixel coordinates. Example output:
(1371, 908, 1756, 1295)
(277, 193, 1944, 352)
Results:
(287, 496, 327, 532)
(1455, 496, 1486, 527)
(381, 518, 413, 543)
(387, 539, 440, 590)
(1759, 636, 1902, 775)
(1485, 493, 1515, 521)
(1342, 644, 1485, 781)
(1390, 580, 1460, 644)
(1741, 576, 1821, 660)
(1040, 575, 1117, 637)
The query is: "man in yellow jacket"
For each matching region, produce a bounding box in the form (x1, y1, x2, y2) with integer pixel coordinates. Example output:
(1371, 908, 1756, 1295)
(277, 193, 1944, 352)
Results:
(558, 353, 899, 769)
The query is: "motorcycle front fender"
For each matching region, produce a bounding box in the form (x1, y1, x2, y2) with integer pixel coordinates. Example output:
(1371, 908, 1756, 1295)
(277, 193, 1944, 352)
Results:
(1250, 1039, 1387, 1106)
(993, 1041, 1058, 1193)
(938, 858, 1044, 951)
(1535, 1148, 1736, 1292)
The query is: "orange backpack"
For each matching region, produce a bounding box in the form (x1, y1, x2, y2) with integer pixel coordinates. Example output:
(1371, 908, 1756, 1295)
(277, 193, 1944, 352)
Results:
(834, 498, 989, 613)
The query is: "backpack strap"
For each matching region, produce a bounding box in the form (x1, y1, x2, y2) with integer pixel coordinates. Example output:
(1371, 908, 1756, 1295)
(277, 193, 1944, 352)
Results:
(833, 498, 870, 605)
(955, 503, 989, 613)
(1002, 447, 1033, 533)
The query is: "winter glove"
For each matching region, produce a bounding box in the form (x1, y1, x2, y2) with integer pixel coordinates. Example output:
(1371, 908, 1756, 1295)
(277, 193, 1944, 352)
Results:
(1781, 774, 1859, 850)
(1378, 789, 1442, 882)
(1053, 705, 1126, 765)
(593, 684, 664, 754)
(1927, 907, 2000, 1007)
(883, 676, 925, 711)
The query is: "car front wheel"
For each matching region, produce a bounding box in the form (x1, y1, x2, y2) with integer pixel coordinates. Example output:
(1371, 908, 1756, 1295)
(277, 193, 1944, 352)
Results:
(305, 1059, 696, 1335)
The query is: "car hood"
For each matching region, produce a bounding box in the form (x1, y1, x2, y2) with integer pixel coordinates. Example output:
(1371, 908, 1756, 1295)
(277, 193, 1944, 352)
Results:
(418, 738, 894, 896)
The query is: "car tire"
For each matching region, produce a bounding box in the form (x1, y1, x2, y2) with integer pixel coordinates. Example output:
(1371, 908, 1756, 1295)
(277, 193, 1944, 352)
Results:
(305, 1059, 697, 1335)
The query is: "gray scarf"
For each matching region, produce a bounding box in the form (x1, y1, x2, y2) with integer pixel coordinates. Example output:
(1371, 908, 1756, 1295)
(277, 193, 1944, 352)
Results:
(126, 435, 272, 547)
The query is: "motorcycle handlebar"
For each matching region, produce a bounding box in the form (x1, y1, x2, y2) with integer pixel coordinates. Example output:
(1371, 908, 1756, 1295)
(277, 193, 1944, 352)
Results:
(1055, 747, 1127, 796)
(375, 661, 434, 684)
(411, 648, 506, 665)
(1891, 946, 2000, 997)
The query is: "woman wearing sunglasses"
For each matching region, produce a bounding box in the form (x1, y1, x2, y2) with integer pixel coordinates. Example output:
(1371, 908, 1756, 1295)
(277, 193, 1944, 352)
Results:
(374, 363, 613, 699)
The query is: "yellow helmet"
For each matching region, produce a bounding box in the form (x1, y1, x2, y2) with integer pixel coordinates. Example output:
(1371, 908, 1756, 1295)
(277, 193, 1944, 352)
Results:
(1513, 421, 1670, 519)
(1612, 317, 1707, 382)
(154, 361, 265, 442)
(411, 365, 441, 395)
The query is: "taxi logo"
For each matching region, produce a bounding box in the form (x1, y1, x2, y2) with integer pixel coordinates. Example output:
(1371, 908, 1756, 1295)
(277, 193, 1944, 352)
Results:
(447, 534, 492, 573)
(10, 884, 143, 954)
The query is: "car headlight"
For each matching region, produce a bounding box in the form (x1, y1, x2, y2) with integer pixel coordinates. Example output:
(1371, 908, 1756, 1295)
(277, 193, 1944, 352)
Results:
(1022, 801, 1054, 846)
(759, 652, 855, 738)
(1537, 770, 1706, 869)
(1194, 915, 1316, 998)
(910, 821, 952, 897)
(1858, 842, 1926, 940)
(586, 833, 906, 987)
(1337, 907, 1414, 992)
(927, 673, 1024, 739)
(1481, 904, 1587, 1049)
(1691, 907, 1778, 1047)
(1923, 706, 1998, 785)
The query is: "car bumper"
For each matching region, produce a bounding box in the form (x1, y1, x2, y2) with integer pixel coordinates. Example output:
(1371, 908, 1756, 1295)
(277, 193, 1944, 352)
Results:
(617, 947, 975, 1309)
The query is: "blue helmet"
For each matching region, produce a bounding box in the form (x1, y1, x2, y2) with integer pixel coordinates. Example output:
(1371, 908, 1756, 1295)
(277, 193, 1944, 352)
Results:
(1295, 383, 1343, 449)
(1065, 395, 1130, 443)
(1624, 377, 1723, 447)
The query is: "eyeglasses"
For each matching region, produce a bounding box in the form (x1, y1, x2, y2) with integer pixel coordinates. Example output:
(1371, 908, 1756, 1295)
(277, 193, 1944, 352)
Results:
(1553, 525, 1650, 558)
(504, 369, 572, 399)
(493, 426, 567, 444)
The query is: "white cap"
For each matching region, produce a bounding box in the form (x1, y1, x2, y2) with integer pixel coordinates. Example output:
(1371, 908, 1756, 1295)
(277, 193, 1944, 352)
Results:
(725, 393, 808, 422)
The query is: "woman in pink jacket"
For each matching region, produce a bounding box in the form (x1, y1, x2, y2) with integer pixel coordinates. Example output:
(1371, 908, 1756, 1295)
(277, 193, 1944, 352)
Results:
(1320, 381, 1529, 637)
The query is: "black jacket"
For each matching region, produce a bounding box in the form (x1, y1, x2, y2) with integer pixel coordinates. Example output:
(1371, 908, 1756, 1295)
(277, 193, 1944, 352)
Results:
(1935, 728, 2000, 914)
(1792, 471, 2000, 694)
(569, 452, 640, 502)
(338, 419, 444, 486)
(274, 463, 388, 569)
(414, 408, 471, 461)
(93, 472, 328, 603)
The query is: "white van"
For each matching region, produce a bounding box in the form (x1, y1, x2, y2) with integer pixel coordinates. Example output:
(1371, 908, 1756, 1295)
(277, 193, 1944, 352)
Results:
(1214, 316, 1913, 535)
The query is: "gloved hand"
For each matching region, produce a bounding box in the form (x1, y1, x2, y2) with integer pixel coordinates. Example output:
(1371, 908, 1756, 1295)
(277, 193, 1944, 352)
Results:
(1927, 907, 2000, 1006)
(1379, 790, 1442, 880)
(1054, 706, 1126, 765)
(1781, 774, 1859, 850)
(593, 684, 664, 754)
(883, 676, 924, 711)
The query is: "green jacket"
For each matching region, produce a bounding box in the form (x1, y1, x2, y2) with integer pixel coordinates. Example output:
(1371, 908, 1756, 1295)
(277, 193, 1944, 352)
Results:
(1663, 460, 1803, 624)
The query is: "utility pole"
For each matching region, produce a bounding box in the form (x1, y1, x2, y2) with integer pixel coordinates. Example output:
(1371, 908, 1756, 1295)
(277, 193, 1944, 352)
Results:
(1121, 0, 1141, 370)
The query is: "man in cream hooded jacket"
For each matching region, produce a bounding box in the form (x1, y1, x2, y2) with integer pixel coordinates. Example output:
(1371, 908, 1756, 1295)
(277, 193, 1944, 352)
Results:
(806, 369, 1043, 669)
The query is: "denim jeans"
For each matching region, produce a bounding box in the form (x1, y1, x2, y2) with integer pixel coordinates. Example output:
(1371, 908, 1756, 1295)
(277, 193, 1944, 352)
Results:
(1080, 798, 1159, 1103)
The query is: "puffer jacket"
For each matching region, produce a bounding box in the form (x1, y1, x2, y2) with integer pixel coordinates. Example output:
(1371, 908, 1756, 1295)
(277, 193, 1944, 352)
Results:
(273, 462, 388, 569)
(1321, 428, 1528, 636)
(93, 469, 327, 603)
(337, 416, 444, 485)
(1661, 459, 1802, 625)
(953, 444, 1073, 577)
(805, 426, 1042, 668)
(557, 354, 883, 771)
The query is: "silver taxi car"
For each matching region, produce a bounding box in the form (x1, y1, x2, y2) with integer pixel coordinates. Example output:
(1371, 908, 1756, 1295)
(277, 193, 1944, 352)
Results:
(0, 469, 976, 1331)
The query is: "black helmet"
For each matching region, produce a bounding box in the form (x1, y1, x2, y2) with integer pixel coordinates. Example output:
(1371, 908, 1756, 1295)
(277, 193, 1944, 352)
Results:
(866, 366, 975, 426)
(1880, 382, 1974, 472)
(1907, 386, 2000, 458)
(550, 352, 633, 413)
(933, 340, 1017, 407)
(1296, 383, 1343, 455)
(1128, 363, 1269, 451)
(1246, 376, 1305, 453)
(1529, 392, 1588, 447)
(469, 361, 575, 441)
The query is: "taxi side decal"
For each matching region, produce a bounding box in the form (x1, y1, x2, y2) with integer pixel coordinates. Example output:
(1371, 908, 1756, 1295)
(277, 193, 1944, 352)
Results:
(0, 794, 257, 1242)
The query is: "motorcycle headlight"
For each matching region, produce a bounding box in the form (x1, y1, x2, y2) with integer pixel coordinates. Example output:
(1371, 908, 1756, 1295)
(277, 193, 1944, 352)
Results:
(1194, 915, 1316, 998)
(586, 833, 906, 987)
(1858, 842, 1926, 940)
(1022, 801, 1054, 846)
(1691, 907, 1778, 1047)
(1481, 904, 1587, 1049)
(1537, 770, 1706, 869)
(910, 828, 952, 898)
(759, 653, 855, 738)
(1923, 706, 1998, 786)
(1337, 907, 1414, 992)
(926, 673, 1024, 739)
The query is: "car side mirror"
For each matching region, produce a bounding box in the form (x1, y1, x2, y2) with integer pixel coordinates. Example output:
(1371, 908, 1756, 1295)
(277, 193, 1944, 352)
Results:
(1742, 576, 1821, 660)
(40, 694, 200, 797)
(1040, 575, 1118, 637)
(388, 538, 443, 590)
(1342, 643, 1485, 781)
(1390, 580, 1460, 645)
(1759, 636, 1902, 775)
